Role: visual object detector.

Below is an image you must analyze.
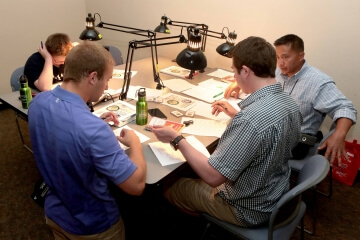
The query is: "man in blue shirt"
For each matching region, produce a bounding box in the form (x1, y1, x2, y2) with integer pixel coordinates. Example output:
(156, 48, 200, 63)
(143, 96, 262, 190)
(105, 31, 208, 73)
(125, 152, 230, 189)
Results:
(28, 41, 146, 240)
(225, 34, 357, 166)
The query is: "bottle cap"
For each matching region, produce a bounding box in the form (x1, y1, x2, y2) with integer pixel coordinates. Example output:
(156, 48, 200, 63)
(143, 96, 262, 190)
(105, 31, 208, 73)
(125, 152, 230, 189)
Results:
(19, 75, 28, 83)
(138, 88, 146, 97)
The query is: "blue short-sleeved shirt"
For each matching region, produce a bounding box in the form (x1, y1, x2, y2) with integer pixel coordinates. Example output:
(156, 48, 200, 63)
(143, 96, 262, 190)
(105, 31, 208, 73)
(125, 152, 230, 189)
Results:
(28, 86, 137, 235)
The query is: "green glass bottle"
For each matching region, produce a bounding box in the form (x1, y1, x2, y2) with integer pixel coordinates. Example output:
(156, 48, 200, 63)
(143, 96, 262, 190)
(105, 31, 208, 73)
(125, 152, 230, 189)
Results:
(19, 75, 32, 109)
(136, 88, 148, 125)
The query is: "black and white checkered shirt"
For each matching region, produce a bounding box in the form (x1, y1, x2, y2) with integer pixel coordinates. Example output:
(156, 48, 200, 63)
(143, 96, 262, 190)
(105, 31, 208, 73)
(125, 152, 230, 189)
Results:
(209, 83, 302, 227)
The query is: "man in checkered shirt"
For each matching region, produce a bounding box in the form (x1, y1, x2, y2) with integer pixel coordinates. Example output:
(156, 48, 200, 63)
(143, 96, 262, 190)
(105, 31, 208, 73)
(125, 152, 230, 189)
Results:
(150, 36, 302, 227)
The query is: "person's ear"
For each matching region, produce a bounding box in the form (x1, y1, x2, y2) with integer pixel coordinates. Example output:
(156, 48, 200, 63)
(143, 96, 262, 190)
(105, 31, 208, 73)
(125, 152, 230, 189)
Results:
(242, 65, 251, 76)
(299, 51, 305, 61)
(89, 72, 97, 86)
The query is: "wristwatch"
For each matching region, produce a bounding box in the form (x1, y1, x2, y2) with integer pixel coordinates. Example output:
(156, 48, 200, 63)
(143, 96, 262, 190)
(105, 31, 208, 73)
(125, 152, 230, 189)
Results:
(170, 135, 185, 151)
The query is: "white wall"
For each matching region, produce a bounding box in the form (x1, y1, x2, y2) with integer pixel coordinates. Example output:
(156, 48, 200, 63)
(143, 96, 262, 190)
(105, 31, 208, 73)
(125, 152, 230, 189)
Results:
(85, 0, 360, 141)
(1, 0, 358, 141)
(0, 0, 86, 93)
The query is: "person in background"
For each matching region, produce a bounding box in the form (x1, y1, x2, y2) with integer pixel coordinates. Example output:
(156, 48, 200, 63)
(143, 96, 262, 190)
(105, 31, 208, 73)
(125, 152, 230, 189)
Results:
(24, 33, 74, 91)
(224, 34, 357, 165)
(28, 41, 146, 240)
(150, 36, 302, 227)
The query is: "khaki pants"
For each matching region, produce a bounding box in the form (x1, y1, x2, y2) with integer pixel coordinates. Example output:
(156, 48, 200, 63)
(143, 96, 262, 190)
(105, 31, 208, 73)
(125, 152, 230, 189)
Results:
(165, 178, 240, 225)
(45, 216, 125, 240)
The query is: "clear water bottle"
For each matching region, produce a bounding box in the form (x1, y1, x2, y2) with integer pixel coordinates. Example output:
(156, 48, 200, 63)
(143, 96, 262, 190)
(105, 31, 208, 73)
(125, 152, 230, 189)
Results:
(19, 75, 32, 109)
(136, 88, 148, 125)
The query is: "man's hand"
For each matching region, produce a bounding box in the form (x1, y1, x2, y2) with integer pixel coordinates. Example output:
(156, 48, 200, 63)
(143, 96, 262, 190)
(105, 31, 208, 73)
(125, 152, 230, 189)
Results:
(38, 42, 52, 61)
(317, 132, 348, 166)
(100, 112, 120, 126)
(151, 126, 178, 143)
(211, 101, 238, 118)
(224, 81, 241, 99)
(117, 128, 140, 147)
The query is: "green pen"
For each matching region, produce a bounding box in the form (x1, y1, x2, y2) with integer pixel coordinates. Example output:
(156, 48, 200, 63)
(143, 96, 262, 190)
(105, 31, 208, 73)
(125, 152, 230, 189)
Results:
(213, 92, 223, 98)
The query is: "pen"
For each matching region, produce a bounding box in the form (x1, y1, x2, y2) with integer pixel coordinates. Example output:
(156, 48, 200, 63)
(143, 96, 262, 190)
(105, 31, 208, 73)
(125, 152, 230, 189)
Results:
(219, 104, 228, 111)
(213, 92, 223, 98)
(41, 41, 43, 49)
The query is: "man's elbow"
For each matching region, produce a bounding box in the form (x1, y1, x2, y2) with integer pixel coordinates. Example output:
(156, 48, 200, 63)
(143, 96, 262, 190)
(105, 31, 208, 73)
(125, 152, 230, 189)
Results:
(132, 182, 146, 196)
(203, 176, 225, 188)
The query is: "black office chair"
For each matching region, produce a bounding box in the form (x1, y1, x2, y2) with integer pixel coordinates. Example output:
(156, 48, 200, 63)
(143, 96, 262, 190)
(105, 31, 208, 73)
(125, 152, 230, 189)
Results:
(104, 45, 123, 65)
(288, 128, 335, 235)
(200, 155, 330, 240)
(10, 66, 33, 153)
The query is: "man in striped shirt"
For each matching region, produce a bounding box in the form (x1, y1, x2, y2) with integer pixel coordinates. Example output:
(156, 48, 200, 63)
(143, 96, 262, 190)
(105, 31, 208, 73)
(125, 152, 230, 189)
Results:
(150, 36, 302, 227)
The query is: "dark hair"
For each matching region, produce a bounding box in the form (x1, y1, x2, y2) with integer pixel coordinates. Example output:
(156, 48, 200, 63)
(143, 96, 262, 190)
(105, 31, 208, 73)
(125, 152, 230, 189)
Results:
(228, 36, 276, 78)
(274, 34, 304, 53)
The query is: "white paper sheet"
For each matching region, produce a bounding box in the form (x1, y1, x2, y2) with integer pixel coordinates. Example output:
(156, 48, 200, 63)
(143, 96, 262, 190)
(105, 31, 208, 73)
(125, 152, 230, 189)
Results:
(181, 85, 224, 103)
(161, 93, 199, 111)
(189, 101, 231, 122)
(197, 78, 230, 92)
(181, 117, 228, 138)
(207, 69, 234, 79)
(148, 135, 210, 166)
(162, 79, 196, 92)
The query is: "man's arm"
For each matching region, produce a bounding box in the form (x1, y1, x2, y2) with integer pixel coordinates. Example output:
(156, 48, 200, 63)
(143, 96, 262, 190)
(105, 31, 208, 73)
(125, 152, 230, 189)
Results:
(178, 139, 227, 187)
(117, 128, 146, 196)
(34, 45, 54, 91)
(151, 126, 226, 187)
(317, 118, 354, 166)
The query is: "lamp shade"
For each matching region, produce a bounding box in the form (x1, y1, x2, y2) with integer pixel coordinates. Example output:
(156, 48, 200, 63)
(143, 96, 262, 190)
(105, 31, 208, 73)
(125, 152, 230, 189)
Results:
(176, 28, 207, 70)
(154, 15, 170, 34)
(176, 49, 207, 70)
(216, 31, 237, 57)
(79, 13, 102, 41)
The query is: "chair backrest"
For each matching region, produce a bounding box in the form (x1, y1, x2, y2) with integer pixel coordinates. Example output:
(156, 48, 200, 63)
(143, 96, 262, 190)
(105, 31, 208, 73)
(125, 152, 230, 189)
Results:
(10, 66, 25, 92)
(269, 155, 330, 239)
(104, 45, 123, 65)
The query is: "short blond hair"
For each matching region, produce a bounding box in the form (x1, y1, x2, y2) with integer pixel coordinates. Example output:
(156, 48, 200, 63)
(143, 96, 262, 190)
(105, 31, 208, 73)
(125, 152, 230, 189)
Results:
(63, 41, 114, 83)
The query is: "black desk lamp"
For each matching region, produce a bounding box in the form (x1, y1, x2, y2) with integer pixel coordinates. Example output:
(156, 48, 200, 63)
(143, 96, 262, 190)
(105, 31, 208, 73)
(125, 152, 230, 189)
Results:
(80, 13, 192, 100)
(79, 13, 102, 41)
(154, 15, 237, 56)
(176, 27, 207, 79)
